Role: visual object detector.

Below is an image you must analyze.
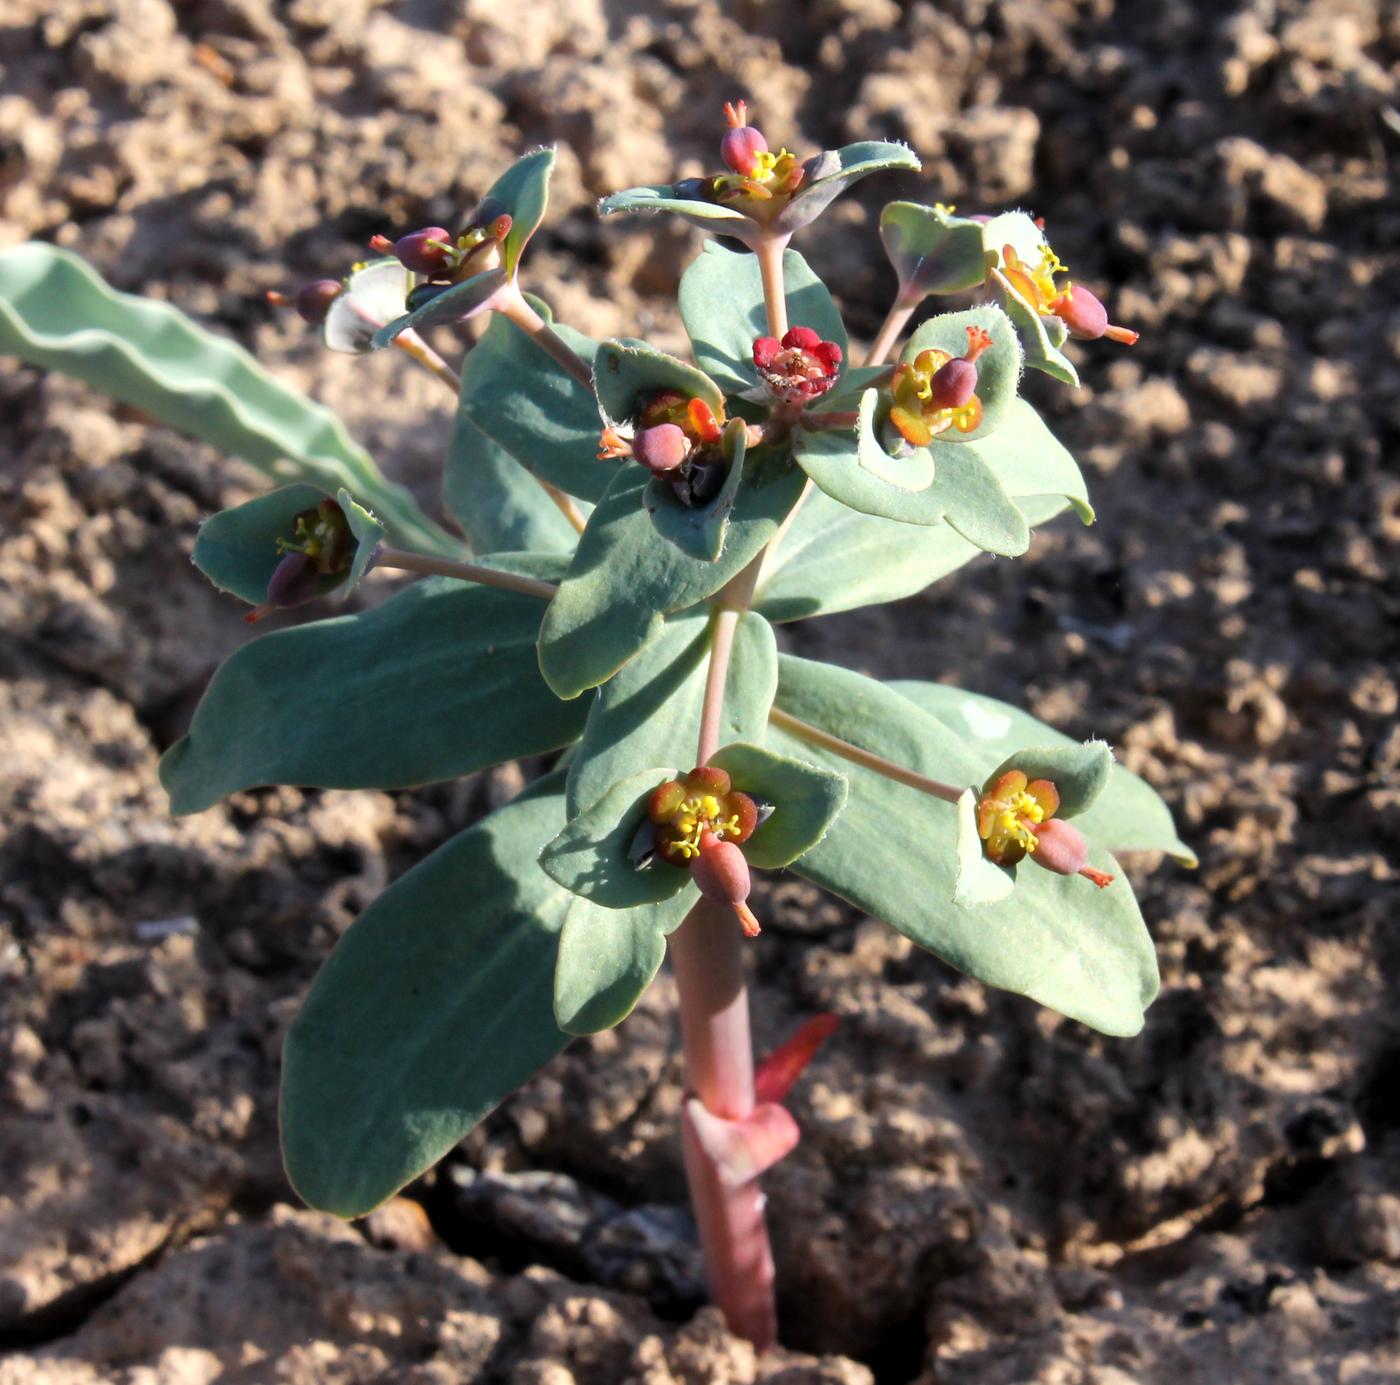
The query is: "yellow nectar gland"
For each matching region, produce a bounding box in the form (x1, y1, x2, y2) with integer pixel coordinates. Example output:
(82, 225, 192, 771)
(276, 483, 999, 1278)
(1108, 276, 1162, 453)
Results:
(977, 769, 1060, 867)
(650, 768, 758, 867)
(1002, 242, 1069, 315)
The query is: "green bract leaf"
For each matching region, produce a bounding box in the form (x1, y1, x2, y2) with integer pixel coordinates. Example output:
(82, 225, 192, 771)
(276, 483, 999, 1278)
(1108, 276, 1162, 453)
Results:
(372, 267, 510, 349)
(707, 742, 847, 869)
(989, 268, 1079, 387)
(459, 298, 608, 504)
(553, 892, 691, 1036)
(443, 413, 583, 556)
(598, 185, 751, 226)
(889, 680, 1195, 866)
(487, 146, 556, 277)
(985, 741, 1113, 819)
(678, 242, 847, 397)
(323, 259, 412, 355)
(900, 305, 1023, 443)
(336, 487, 385, 597)
(777, 142, 922, 234)
(770, 656, 1159, 1036)
(566, 608, 777, 817)
(193, 483, 341, 606)
(959, 398, 1093, 523)
(793, 398, 1030, 557)
(979, 210, 1048, 268)
(593, 339, 726, 426)
(280, 776, 573, 1217)
(953, 788, 1014, 906)
(879, 202, 987, 297)
(160, 556, 586, 815)
(644, 418, 746, 561)
(538, 460, 805, 700)
(852, 389, 934, 491)
(0, 242, 457, 556)
(539, 766, 696, 909)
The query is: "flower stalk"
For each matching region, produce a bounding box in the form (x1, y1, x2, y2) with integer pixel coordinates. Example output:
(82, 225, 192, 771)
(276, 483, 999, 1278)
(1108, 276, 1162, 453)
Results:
(374, 546, 559, 601)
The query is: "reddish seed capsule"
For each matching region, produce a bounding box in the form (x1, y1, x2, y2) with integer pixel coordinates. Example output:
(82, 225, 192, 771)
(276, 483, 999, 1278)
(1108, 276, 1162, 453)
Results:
(929, 356, 978, 410)
(722, 125, 768, 176)
(1030, 818, 1090, 876)
(632, 423, 690, 474)
(752, 336, 782, 369)
(691, 831, 762, 937)
(1050, 285, 1139, 345)
(292, 279, 342, 325)
(392, 226, 453, 275)
(781, 326, 822, 352)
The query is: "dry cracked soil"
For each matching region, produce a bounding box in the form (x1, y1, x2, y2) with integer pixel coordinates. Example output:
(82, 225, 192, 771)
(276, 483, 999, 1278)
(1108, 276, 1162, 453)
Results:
(1, 0, 1399, 1381)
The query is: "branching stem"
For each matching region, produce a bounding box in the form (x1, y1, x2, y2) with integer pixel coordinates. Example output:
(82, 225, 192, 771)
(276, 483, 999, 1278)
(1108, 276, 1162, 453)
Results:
(374, 546, 558, 601)
(767, 706, 965, 802)
(863, 295, 917, 368)
(393, 330, 461, 392)
(496, 285, 596, 392)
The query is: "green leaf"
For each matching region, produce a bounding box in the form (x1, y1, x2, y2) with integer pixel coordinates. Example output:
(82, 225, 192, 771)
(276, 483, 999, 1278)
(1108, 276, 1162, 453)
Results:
(280, 776, 573, 1216)
(336, 487, 385, 597)
(753, 489, 1066, 624)
(598, 185, 751, 227)
(485, 147, 556, 277)
(459, 299, 609, 504)
(192, 483, 339, 606)
(778, 142, 922, 234)
(160, 556, 587, 815)
(959, 399, 1093, 523)
(987, 741, 1113, 819)
(553, 892, 691, 1036)
(900, 305, 1024, 443)
(852, 388, 933, 490)
(372, 267, 510, 349)
(793, 400, 1030, 557)
(879, 201, 988, 297)
(539, 766, 695, 909)
(979, 210, 1049, 267)
(645, 418, 746, 562)
(443, 413, 583, 556)
(890, 680, 1196, 865)
(323, 259, 412, 355)
(989, 268, 1079, 387)
(707, 742, 847, 869)
(678, 242, 848, 397)
(538, 459, 805, 701)
(953, 788, 1014, 906)
(770, 656, 1159, 1036)
(566, 607, 778, 817)
(0, 242, 458, 556)
(593, 338, 726, 427)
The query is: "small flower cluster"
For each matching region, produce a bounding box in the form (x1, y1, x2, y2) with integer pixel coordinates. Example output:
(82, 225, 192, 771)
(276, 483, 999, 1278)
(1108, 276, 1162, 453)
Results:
(600, 390, 730, 506)
(976, 769, 1114, 888)
(752, 327, 843, 405)
(999, 242, 1137, 346)
(370, 204, 514, 314)
(889, 325, 992, 444)
(647, 766, 764, 935)
(247, 497, 353, 624)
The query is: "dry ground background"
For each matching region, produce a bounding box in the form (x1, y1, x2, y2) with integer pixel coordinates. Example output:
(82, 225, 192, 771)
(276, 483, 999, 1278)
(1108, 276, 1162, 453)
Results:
(1, 0, 1398, 1381)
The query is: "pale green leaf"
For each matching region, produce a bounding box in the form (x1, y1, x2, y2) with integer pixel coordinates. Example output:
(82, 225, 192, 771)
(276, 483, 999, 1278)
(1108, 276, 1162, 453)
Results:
(707, 742, 847, 869)
(593, 338, 725, 427)
(280, 776, 573, 1216)
(879, 201, 988, 297)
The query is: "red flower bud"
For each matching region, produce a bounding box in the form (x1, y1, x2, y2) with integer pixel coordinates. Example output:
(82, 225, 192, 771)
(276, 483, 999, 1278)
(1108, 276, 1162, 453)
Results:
(632, 422, 690, 474)
(928, 356, 978, 410)
(291, 279, 342, 325)
(691, 831, 761, 937)
(752, 336, 782, 369)
(721, 100, 769, 176)
(1030, 818, 1116, 889)
(1049, 285, 1139, 345)
(391, 227, 453, 275)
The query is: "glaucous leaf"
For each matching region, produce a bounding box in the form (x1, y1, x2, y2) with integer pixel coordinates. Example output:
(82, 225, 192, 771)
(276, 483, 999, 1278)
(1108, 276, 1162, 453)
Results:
(566, 607, 778, 817)
(459, 298, 609, 503)
(323, 259, 412, 355)
(793, 403, 1030, 557)
(193, 483, 339, 606)
(280, 775, 573, 1216)
(959, 398, 1093, 523)
(553, 892, 692, 1036)
(593, 338, 726, 426)
(777, 142, 922, 234)
(337, 487, 385, 597)
(598, 185, 752, 226)
(678, 242, 848, 397)
(539, 766, 693, 909)
(161, 556, 586, 815)
(538, 459, 805, 700)
(879, 201, 988, 297)
(989, 269, 1079, 387)
(707, 742, 848, 869)
(890, 680, 1195, 865)
(953, 788, 1014, 906)
(0, 242, 458, 556)
(770, 656, 1159, 1036)
(372, 267, 510, 349)
(443, 413, 583, 556)
(486, 146, 556, 277)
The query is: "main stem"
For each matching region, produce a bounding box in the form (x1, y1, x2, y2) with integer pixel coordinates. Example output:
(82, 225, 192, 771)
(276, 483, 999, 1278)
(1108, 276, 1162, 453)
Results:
(665, 235, 792, 1352)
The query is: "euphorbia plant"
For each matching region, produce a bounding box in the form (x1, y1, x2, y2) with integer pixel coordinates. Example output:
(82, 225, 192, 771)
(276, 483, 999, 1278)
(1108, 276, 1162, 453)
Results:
(0, 103, 1194, 1351)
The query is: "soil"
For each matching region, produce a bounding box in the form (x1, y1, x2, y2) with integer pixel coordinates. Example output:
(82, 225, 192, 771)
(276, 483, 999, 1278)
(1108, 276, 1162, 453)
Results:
(1, 0, 1398, 1380)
